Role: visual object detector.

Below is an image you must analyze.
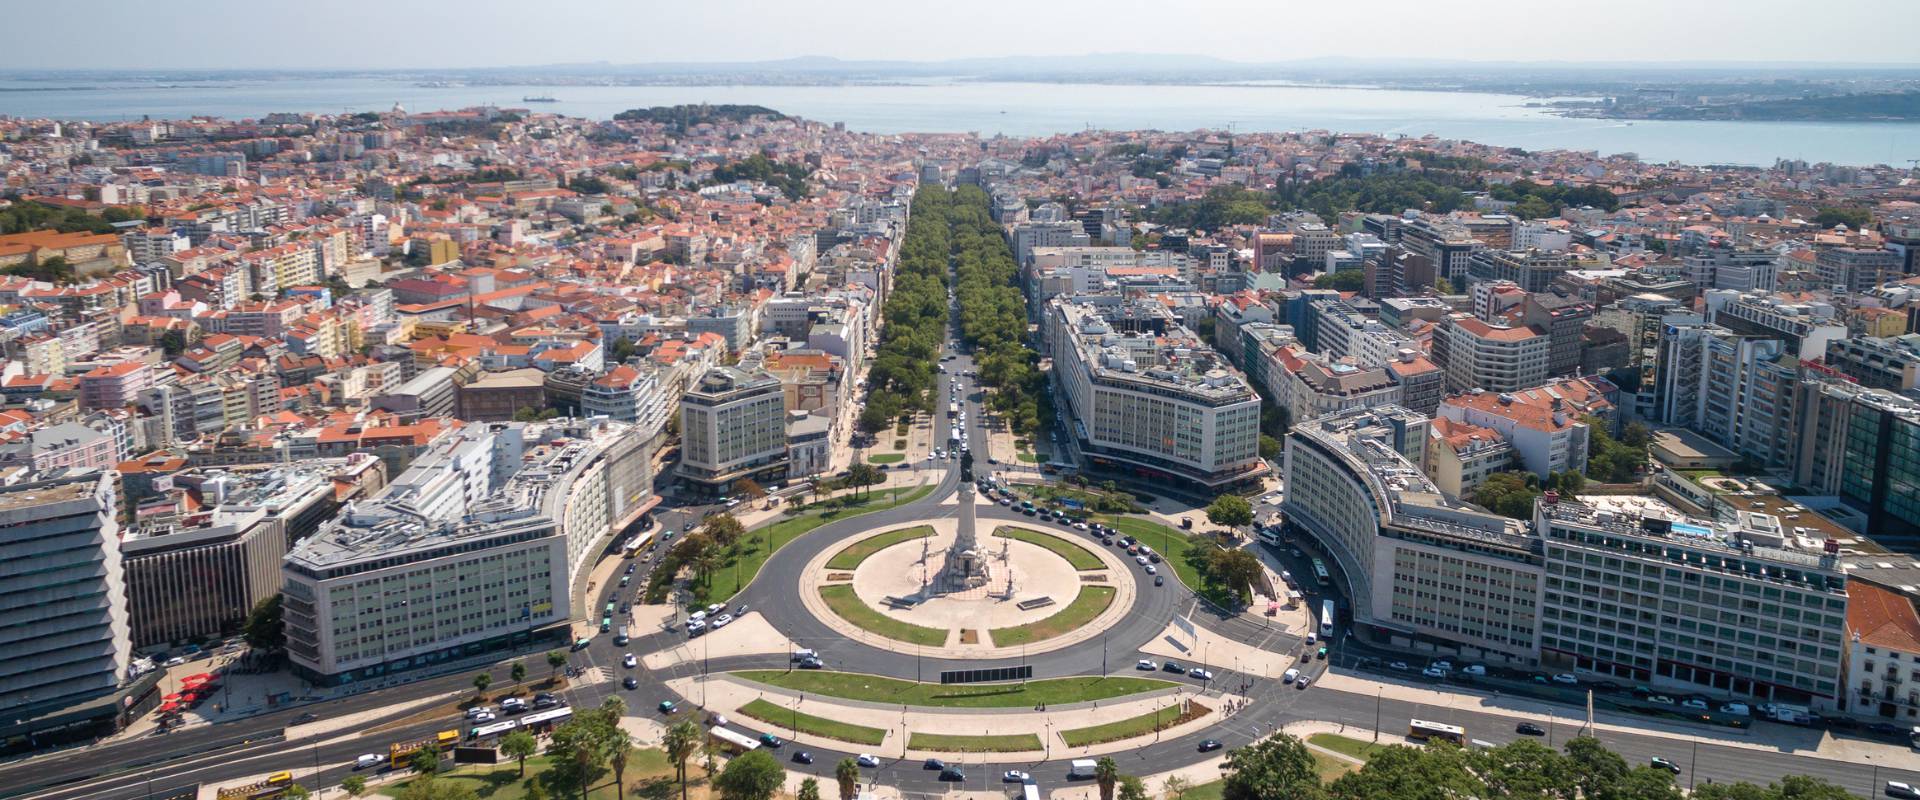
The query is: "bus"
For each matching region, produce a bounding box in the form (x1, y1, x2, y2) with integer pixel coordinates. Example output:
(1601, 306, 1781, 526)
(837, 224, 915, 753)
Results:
(1319, 600, 1335, 639)
(389, 729, 462, 769)
(520, 706, 573, 734)
(708, 726, 760, 754)
(1407, 719, 1466, 746)
(470, 719, 519, 740)
(217, 772, 293, 800)
(1257, 526, 1283, 547)
(622, 530, 654, 558)
(1311, 558, 1330, 587)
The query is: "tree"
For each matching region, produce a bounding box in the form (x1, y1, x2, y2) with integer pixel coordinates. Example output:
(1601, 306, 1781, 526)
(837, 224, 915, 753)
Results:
(797, 777, 821, 800)
(1094, 757, 1121, 800)
(395, 776, 478, 800)
(702, 514, 746, 549)
(715, 749, 785, 800)
(410, 747, 441, 775)
(1204, 494, 1254, 531)
(1812, 206, 1871, 230)
(1161, 775, 1191, 800)
(834, 758, 861, 800)
(244, 595, 285, 650)
(1433, 276, 1456, 294)
(1694, 775, 1856, 800)
(511, 661, 528, 687)
(1512, 195, 1556, 220)
(1258, 434, 1281, 460)
(735, 479, 766, 499)
(1221, 734, 1321, 800)
(1311, 271, 1366, 292)
(845, 463, 884, 497)
(547, 716, 611, 800)
(284, 785, 310, 800)
(604, 716, 635, 800)
(341, 775, 367, 799)
(1468, 471, 1542, 520)
(547, 650, 569, 678)
(1207, 548, 1264, 601)
(502, 731, 539, 778)
(1117, 776, 1149, 800)
(666, 721, 702, 800)
(472, 672, 493, 698)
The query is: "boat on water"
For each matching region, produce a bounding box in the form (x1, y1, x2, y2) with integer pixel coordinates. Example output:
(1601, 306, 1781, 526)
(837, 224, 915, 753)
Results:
(522, 95, 558, 103)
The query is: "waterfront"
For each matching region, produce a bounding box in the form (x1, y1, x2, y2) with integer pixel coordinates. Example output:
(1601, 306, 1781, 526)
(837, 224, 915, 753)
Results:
(3, 76, 1918, 167)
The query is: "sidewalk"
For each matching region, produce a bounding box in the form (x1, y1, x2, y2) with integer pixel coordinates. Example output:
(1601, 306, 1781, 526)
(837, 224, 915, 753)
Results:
(671, 673, 1241, 761)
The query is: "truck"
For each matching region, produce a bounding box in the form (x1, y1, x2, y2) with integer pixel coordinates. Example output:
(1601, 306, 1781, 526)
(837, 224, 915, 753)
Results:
(1069, 759, 1098, 779)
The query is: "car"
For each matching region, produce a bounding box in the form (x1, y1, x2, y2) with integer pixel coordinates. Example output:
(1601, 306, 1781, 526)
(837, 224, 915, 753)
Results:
(791, 648, 819, 662)
(532, 692, 559, 710)
(1886, 781, 1920, 800)
(1144, 564, 1157, 575)
(1313, 646, 1326, 660)
(1154, 575, 1165, 586)
(1515, 723, 1546, 736)
(759, 733, 784, 748)
(1461, 665, 1487, 676)
(1163, 661, 1186, 674)
(1431, 660, 1453, 671)
(1283, 668, 1301, 684)
(708, 713, 729, 726)
(1650, 757, 1681, 775)
(293, 712, 319, 724)
(473, 710, 497, 722)
(1647, 695, 1675, 705)
(1074, 522, 1088, 530)
(1289, 548, 1304, 558)
(789, 751, 814, 765)
(619, 602, 631, 613)
(857, 754, 881, 768)
(1135, 659, 1158, 671)
(1296, 676, 1312, 689)
(987, 457, 999, 465)
(799, 656, 825, 669)
(622, 677, 639, 690)
(706, 603, 726, 615)
(1149, 553, 1162, 563)
(1551, 673, 1579, 685)
(1681, 699, 1708, 710)
(1422, 667, 1447, 678)
(939, 768, 966, 782)
(1003, 771, 1032, 784)
(686, 620, 706, 636)
(465, 705, 495, 720)
(688, 610, 708, 623)
(623, 653, 637, 669)
(1388, 661, 1410, 671)
(1197, 739, 1223, 752)
(625, 564, 635, 575)
(683, 521, 696, 531)
(711, 614, 734, 628)
(924, 758, 946, 771)
(501, 697, 527, 713)
(658, 700, 678, 714)
(1135, 554, 1149, 565)
(1304, 633, 1317, 646)
(1188, 668, 1214, 681)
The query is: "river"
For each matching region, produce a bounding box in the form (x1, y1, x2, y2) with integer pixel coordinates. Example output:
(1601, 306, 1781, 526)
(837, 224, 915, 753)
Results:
(2, 76, 1916, 167)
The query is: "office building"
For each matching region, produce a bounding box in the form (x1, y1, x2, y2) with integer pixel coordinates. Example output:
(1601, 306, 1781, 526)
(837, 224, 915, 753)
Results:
(1535, 498, 1847, 708)
(1468, 249, 1583, 293)
(373, 365, 458, 422)
(1283, 407, 1544, 663)
(678, 367, 790, 498)
(1434, 316, 1550, 393)
(1793, 382, 1920, 543)
(1047, 296, 1265, 493)
(1823, 334, 1920, 393)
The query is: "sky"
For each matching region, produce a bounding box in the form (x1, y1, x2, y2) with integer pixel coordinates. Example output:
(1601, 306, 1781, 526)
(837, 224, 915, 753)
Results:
(4, 0, 1917, 71)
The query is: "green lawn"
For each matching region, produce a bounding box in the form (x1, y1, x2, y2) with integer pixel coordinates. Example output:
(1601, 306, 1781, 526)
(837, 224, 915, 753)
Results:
(694, 483, 936, 603)
(908, 731, 1043, 753)
(730, 670, 1174, 708)
(1016, 451, 1040, 463)
(1095, 516, 1240, 608)
(817, 585, 950, 646)
(378, 747, 675, 800)
(989, 586, 1116, 646)
(1313, 751, 1361, 782)
(1059, 704, 1186, 747)
(993, 526, 1104, 570)
(1308, 733, 1393, 762)
(826, 526, 933, 570)
(739, 698, 888, 746)
(868, 453, 906, 464)
(1182, 780, 1224, 800)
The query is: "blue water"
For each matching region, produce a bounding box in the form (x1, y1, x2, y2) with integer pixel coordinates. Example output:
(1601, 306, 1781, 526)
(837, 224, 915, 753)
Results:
(1, 76, 1915, 167)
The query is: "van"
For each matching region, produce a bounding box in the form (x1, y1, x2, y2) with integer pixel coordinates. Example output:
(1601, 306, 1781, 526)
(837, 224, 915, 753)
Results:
(1283, 668, 1301, 684)
(1461, 665, 1487, 676)
(686, 619, 707, 636)
(1720, 702, 1751, 716)
(1068, 759, 1099, 779)
(791, 649, 819, 662)
(688, 610, 708, 624)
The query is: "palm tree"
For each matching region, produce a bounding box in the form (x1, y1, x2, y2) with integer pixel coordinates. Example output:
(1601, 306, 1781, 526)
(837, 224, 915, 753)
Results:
(665, 721, 701, 800)
(1094, 757, 1120, 800)
(603, 720, 634, 800)
(834, 758, 861, 800)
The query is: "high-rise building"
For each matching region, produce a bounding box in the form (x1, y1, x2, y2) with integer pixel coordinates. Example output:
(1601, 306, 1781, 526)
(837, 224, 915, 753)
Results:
(1793, 381, 1920, 544)
(678, 367, 790, 498)
(1468, 249, 1583, 293)
(1047, 296, 1266, 493)
(1652, 320, 1801, 469)
(0, 470, 133, 722)
(1434, 315, 1550, 393)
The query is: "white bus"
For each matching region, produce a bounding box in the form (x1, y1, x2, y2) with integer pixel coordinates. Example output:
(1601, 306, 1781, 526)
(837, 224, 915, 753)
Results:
(708, 726, 760, 754)
(520, 706, 573, 733)
(1408, 719, 1466, 745)
(470, 719, 519, 740)
(1257, 526, 1283, 546)
(1319, 600, 1335, 638)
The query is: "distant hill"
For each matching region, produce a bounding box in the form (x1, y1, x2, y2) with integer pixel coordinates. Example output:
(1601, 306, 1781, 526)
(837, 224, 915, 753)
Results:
(612, 104, 786, 127)
(1647, 91, 1920, 121)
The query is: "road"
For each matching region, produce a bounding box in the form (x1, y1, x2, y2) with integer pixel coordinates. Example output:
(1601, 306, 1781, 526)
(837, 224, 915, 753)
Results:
(14, 293, 1920, 800)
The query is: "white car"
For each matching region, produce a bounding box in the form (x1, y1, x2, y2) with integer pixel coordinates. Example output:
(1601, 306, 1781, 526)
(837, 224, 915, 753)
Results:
(706, 603, 726, 616)
(1003, 771, 1032, 784)
(1135, 555, 1149, 565)
(623, 653, 637, 669)
(857, 754, 881, 768)
(354, 754, 382, 770)
(1136, 659, 1157, 671)
(465, 705, 494, 719)
(712, 613, 734, 628)
(1422, 666, 1447, 678)
(1551, 673, 1579, 685)
(1144, 564, 1156, 575)
(472, 710, 497, 723)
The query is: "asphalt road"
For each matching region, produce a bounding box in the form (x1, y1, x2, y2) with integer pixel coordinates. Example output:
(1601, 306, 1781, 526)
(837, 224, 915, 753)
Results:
(15, 320, 1920, 800)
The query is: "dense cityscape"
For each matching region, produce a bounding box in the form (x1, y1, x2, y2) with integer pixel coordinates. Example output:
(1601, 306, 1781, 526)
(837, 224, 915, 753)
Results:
(2, 44, 1920, 800)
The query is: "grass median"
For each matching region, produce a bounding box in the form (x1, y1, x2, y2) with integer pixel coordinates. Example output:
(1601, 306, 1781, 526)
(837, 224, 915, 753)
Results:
(989, 586, 1115, 646)
(992, 526, 1105, 570)
(1307, 733, 1392, 761)
(908, 731, 1043, 753)
(826, 526, 933, 570)
(739, 698, 888, 746)
(691, 483, 936, 603)
(1058, 700, 1208, 747)
(731, 670, 1174, 708)
(868, 453, 905, 464)
(818, 585, 950, 646)
(1095, 516, 1240, 608)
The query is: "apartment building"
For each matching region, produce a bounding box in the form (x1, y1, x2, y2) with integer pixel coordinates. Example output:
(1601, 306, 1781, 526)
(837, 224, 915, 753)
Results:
(1823, 334, 1920, 392)
(1047, 296, 1265, 493)
(0, 470, 133, 722)
(1652, 320, 1800, 469)
(1842, 580, 1920, 723)
(1435, 316, 1550, 393)
(1535, 498, 1848, 708)
(1439, 387, 1592, 480)
(1425, 416, 1513, 498)
(678, 367, 790, 498)
(1283, 406, 1544, 664)
(1468, 249, 1584, 293)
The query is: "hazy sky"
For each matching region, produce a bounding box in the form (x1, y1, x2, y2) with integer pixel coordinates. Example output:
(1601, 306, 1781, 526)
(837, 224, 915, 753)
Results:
(5, 0, 1916, 70)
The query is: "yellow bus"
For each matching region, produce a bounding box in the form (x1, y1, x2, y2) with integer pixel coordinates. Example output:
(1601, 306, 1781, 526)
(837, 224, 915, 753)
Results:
(1408, 719, 1466, 746)
(216, 772, 293, 800)
(388, 729, 462, 769)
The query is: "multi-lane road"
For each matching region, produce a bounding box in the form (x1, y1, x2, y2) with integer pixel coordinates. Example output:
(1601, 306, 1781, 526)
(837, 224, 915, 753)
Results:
(10, 302, 1920, 800)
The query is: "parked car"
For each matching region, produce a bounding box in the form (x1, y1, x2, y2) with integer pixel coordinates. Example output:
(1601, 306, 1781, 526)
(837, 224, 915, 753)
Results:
(1137, 659, 1157, 671)
(1188, 668, 1215, 681)
(1163, 661, 1186, 674)
(1422, 666, 1447, 678)
(1388, 661, 1410, 671)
